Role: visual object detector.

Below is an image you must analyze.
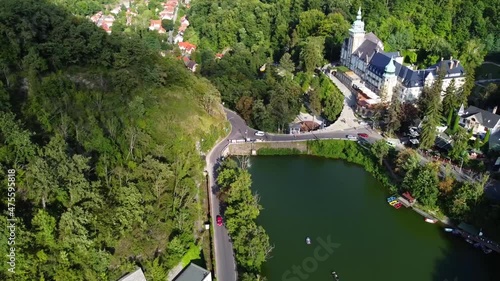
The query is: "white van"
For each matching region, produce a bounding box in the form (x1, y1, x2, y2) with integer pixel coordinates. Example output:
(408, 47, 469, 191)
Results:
(346, 135, 357, 140)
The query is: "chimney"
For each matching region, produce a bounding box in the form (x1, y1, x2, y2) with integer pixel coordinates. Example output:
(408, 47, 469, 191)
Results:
(450, 56, 454, 69)
(441, 57, 444, 62)
(493, 106, 498, 114)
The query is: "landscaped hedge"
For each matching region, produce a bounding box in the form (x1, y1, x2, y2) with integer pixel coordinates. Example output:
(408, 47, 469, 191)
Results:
(257, 147, 303, 155)
(307, 140, 397, 192)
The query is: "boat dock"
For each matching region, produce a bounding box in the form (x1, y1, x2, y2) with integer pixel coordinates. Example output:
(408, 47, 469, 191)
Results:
(397, 197, 412, 207)
(453, 229, 500, 254)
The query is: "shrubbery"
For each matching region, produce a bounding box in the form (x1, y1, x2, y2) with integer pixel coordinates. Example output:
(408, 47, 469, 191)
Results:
(308, 140, 397, 192)
(257, 147, 302, 155)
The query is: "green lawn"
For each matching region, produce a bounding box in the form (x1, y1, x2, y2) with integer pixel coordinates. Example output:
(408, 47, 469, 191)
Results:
(336, 66, 350, 73)
(476, 62, 500, 80)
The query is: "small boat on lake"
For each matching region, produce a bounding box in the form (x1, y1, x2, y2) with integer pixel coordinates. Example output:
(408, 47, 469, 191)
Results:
(425, 218, 437, 224)
(444, 228, 454, 232)
(306, 237, 311, 245)
(331, 271, 339, 281)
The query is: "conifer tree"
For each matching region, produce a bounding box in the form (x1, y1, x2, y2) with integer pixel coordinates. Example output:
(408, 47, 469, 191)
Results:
(386, 88, 402, 134)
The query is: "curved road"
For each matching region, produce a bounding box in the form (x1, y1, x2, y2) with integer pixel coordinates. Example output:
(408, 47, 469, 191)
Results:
(205, 108, 376, 281)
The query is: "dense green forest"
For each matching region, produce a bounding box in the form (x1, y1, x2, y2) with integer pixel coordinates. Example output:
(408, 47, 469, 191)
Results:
(186, 0, 499, 130)
(0, 0, 226, 280)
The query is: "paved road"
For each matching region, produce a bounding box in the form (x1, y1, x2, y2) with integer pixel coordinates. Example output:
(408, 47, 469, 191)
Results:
(205, 109, 243, 281)
(207, 71, 500, 280)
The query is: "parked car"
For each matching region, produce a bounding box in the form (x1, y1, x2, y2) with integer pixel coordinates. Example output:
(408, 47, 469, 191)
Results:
(255, 131, 265, 137)
(386, 141, 396, 147)
(346, 135, 357, 140)
(357, 133, 369, 138)
(216, 215, 223, 226)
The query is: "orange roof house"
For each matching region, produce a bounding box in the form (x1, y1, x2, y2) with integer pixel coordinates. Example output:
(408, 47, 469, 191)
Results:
(178, 42, 197, 54)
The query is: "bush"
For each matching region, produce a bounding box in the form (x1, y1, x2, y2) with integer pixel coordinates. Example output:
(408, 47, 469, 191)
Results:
(308, 140, 397, 192)
(257, 148, 302, 155)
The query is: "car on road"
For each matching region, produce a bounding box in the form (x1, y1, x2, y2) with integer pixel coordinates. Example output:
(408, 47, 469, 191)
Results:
(357, 133, 368, 138)
(216, 215, 223, 226)
(346, 134, 357, 140)
(255, 131, 265, 137)
(386, 141, 396, 147)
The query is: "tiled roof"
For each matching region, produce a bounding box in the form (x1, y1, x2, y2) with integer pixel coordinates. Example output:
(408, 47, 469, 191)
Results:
(368, 52, 431, 88)
(118, 268, 147, 281)
(178, 42, 196, 51)
(461, 106, 500, 129)
(174, 263, 210, 281)
(353, 40, 382, 63)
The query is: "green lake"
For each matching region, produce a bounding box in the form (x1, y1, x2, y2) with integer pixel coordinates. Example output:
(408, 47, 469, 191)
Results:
(248, 156, 500, 281)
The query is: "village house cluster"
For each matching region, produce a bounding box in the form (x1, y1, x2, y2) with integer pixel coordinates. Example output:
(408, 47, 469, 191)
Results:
(89, 2, 136, 34)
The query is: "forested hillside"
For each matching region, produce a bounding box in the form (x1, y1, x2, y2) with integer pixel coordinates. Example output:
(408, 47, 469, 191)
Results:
(188, 0, 499, 130)
(189, 0, 499, 64)
(0, 0, 226, 280)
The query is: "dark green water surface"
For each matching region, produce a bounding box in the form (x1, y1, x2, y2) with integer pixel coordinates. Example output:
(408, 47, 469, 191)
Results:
(248, 156, 500, 281)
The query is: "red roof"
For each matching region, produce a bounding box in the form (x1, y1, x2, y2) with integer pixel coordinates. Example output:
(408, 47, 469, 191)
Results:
(101, 23, 111, 32)
(178, 42, 196, 51)
(178, 25, 187, 32)
(403, 192, 415, 202)
(215, 53, 224, 59)
(182, 56, 190, 63)
(150, 19, 161, 26)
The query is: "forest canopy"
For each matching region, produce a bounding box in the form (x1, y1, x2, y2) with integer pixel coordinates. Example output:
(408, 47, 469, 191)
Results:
(0, 0, 225, 280)
(188, 0, 499, 131)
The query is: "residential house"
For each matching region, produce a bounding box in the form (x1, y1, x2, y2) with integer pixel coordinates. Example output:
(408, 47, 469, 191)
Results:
(182, 57, 198, 72)
(89, 12, 115, 34)
(178, 42, 196, 55)
(458, 105, 500, 150)
(174, 34, 184, 43)
(111, 6, 122, 15)
(102, 15, 115, 27)
(117, 268, 147, 281)
(178, 15, 189, 33)
(90, 11, 103, 24)
(173, 263, 211, 281)
(149, 20, 166, 34)
(340, 8, 466, 103)
(101, 23, 112, 34)
(160, 6, 175, 20)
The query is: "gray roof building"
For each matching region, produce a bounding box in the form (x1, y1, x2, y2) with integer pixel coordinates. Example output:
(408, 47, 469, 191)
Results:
(174, 263, 212, 281)
(460, 105, 500, 129)
(118, 268, 147, 281)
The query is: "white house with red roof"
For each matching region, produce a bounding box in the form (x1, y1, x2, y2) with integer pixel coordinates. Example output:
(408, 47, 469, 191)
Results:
(90, 11, 103, 23)
(178, 42, 196, 55)
(149, 20, 166, 34)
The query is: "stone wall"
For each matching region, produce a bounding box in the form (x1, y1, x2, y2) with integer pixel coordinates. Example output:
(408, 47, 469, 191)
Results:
(226, 141, 308, 156)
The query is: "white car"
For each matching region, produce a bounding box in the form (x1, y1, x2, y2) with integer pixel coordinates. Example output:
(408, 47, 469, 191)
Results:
(346, 135, 357, 140)
(386, 141, 396, 147)
(255, 131, 265, 137)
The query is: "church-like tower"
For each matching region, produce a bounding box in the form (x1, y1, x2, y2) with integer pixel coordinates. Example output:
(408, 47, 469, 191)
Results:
(340, 7, 366, 68)
(382, 57, 397, 102)
(347, 8, 365, 55)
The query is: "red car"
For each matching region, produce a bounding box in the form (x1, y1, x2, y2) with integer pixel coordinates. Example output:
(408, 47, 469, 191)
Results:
(216, 215, 223, 226)
(357, 133, 369, 138)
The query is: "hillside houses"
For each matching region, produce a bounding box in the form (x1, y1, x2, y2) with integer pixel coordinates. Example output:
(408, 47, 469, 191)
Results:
(160, 0, 178, 20)
(89, 12, 115, 34)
